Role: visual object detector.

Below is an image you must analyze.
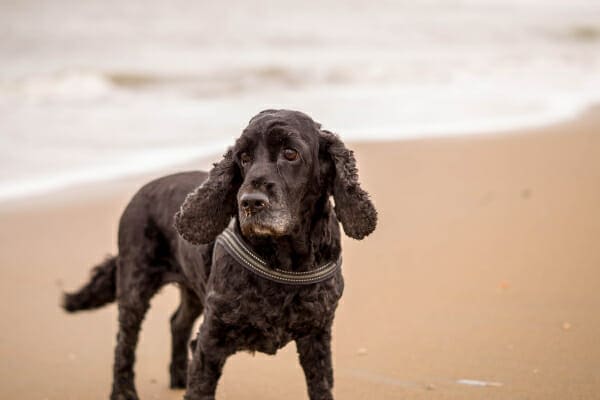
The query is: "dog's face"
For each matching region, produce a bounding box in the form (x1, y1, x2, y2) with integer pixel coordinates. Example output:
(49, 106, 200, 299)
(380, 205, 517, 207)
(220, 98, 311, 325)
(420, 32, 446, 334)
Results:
(233, 111, 321, 238)
(175, 109, 377, 244)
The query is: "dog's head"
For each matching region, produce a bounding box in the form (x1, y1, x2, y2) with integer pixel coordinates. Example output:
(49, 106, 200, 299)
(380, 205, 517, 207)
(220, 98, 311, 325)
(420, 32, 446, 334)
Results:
(175, 109, 377, 244)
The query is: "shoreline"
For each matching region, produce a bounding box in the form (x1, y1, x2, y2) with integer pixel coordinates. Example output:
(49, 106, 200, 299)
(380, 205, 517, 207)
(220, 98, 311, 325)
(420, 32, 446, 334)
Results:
(1, 108, 600, 399)
(3, 103, 600, 208)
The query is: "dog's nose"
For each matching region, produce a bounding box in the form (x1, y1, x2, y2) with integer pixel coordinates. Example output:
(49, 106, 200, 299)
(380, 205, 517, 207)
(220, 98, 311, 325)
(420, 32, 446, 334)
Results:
(240, 192, 269, 214)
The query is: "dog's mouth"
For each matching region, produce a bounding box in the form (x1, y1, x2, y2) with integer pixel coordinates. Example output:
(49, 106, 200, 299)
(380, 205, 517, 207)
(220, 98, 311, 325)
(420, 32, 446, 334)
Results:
(238, 209, 291, 238)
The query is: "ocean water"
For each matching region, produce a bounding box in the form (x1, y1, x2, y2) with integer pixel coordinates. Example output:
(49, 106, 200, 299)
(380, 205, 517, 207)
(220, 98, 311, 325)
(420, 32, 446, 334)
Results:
(1, 0, 599, 201)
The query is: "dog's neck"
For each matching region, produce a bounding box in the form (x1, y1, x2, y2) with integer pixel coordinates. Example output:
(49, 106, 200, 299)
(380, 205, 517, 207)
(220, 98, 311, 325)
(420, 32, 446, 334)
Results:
(236, 198, 341, 272)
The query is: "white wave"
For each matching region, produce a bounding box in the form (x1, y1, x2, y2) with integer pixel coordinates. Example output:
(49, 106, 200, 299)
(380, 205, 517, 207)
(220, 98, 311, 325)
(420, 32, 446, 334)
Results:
(1, 0, 599, 201)
(0, 70, 115, 104)
(0, 143, 229, 202)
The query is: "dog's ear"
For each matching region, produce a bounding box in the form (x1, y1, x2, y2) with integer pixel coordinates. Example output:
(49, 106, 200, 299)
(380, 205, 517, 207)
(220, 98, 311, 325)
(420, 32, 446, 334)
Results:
(320, 130, 377, 239)
(175, 149, 240, 245)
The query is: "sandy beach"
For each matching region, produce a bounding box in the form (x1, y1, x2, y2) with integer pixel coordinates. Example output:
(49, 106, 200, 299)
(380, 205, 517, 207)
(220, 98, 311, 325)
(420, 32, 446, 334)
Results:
(1, 108, 599, 399)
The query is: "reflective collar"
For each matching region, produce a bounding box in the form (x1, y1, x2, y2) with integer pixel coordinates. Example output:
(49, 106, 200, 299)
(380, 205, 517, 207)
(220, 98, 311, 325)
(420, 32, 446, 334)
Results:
(215, 223, 342, 285)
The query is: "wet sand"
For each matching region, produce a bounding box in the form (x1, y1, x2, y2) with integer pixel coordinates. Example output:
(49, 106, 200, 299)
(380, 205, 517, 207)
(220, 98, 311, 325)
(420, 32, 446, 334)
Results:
(1, 109, 599, 399)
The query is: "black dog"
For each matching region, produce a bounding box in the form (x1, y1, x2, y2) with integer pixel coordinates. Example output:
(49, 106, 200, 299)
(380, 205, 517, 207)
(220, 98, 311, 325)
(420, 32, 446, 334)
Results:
(63, 109, 377, 400)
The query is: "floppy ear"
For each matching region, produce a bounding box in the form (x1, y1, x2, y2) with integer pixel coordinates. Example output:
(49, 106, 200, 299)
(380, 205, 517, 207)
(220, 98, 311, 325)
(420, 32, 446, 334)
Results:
(174, 149, 240, 245)
(320, 130, 377, 239)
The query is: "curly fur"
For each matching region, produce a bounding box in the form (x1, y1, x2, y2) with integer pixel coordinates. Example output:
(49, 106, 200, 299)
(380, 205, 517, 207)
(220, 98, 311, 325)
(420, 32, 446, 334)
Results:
(175, 150, 240, 245)
(62, 110, 376, 400)
(63, 256, 117, 312)
(320, 130, 378, 239)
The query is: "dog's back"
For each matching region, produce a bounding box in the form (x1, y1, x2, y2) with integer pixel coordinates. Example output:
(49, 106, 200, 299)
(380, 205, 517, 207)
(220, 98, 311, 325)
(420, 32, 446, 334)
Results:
(63, 170, 209, 313)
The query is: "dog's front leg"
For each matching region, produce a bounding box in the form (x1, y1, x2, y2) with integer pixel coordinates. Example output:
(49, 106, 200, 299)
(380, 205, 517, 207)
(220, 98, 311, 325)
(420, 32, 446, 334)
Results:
(296, 327, 334, 400)
(184, 319, 231, 400)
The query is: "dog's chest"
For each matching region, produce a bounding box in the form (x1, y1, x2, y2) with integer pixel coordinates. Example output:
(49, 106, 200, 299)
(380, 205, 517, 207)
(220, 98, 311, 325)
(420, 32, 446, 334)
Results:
(206, 262, 343, 354)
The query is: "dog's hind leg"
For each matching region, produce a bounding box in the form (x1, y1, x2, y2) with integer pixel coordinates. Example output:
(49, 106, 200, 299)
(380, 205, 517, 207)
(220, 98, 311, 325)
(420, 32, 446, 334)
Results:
(110, 255, 162, 400)
(169, 286, 203, 389)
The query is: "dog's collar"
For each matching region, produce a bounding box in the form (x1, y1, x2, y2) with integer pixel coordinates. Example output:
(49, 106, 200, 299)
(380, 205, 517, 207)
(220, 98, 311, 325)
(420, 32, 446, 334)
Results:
(215, 223, 342, 285)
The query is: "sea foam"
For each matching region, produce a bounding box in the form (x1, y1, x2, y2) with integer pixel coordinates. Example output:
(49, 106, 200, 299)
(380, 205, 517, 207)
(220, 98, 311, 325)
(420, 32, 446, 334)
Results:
(1, 0, 599, 201)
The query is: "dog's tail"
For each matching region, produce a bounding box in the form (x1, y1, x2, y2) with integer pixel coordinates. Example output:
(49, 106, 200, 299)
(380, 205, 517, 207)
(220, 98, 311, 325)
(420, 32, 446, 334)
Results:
(62, 255, 117, 312)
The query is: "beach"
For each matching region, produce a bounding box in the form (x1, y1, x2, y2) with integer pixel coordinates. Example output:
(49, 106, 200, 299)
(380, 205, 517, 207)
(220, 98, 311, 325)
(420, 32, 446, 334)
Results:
(1, 107, 599, 399)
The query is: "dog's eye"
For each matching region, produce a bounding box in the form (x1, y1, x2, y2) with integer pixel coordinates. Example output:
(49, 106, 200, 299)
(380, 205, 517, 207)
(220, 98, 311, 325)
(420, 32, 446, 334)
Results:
(283, 148, 299, 161)
(240, 152, 252, 165)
